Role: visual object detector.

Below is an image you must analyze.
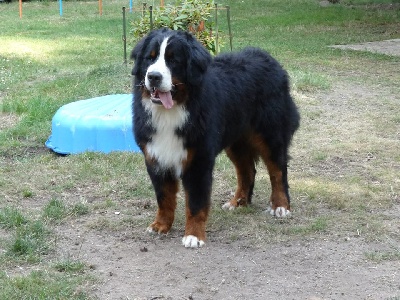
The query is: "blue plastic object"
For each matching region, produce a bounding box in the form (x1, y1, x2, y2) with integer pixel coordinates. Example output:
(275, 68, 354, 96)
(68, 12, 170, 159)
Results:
(46, 94, 140, 154)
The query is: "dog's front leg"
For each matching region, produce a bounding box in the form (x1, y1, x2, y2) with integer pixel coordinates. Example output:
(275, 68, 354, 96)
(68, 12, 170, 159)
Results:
(181, 158, 213, 248)
(146, 169, 179, 234)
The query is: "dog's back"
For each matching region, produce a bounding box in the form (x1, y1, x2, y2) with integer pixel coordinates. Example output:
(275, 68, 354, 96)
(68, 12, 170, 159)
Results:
(193, 47, 300, 152)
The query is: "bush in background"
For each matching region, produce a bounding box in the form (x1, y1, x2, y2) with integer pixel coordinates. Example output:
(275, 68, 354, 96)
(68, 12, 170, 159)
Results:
(131, 0, 219, 54)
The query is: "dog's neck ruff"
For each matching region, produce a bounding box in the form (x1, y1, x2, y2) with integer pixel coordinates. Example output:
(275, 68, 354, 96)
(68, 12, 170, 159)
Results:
(144, 100, 189, 178)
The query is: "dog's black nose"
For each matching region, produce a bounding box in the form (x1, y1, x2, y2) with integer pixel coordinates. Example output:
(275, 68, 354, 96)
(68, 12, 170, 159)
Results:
(147, 71, 162, 87)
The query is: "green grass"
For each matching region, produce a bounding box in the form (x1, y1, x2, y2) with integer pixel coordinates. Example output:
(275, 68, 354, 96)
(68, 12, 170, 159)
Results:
(54, 259, 86, 273)
(7, 221, 50, 259)
(0, 0, 399, 298)
(0, 208, 28, 229)
(71, 202, 90, 217)
(0, 208, 50, 262)
(0, 270, 91, 300)
(43, 199, 67, 222)
(365, 250, 400, 262)
(365, 235, 400, 262)
(0, 204, 92, 299)
(0, 1, 131, 146)
(42, 198, 90, 223)
(290, 69, 331, 92)
(1, 0, 398, 148)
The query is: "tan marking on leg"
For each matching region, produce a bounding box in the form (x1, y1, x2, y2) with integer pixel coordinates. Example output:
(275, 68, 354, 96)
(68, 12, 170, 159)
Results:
(250, 134, 290, 211)
(184, 191, 208, 242)
(265, 162, 289, 210)
(224, 145, 256, 209)
(148, 180, 178, 234)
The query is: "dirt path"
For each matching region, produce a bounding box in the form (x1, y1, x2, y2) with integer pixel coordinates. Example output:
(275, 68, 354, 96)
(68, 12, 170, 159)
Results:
(55, 221, 400, 300)
(330, 39, 400, 57)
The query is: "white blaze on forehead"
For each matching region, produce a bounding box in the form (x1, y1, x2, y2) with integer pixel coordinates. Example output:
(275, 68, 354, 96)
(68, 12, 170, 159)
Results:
(145, 37, 172, 92)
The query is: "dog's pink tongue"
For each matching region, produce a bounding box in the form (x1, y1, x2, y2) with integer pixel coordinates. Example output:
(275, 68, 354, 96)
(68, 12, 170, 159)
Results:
(158, 91, 174, 109)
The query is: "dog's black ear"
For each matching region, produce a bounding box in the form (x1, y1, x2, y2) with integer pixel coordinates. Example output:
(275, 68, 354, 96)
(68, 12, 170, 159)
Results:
(130, 34, 149, 77)
(184, 32, 212, 86)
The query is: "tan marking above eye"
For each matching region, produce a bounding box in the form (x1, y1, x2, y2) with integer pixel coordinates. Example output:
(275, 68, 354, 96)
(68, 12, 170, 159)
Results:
(150, 50, 156, 58)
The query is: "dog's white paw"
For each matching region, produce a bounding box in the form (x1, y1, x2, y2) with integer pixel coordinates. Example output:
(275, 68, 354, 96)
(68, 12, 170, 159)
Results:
(182, 235, 205, 248)
(266, 206, 291, 218)
(146, 226, 168, 234)
(146, 227, 156, 234)
(222, 202, 236, 210)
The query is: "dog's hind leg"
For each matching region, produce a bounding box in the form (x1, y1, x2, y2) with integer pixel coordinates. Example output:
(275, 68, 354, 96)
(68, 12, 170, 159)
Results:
(263, 158, 291, 217)
(222, 141, 257, 210)
(251, 134, 291, 218)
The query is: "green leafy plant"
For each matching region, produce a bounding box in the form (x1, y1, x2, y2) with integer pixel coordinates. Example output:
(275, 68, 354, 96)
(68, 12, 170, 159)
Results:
(131, 0, 221, 54)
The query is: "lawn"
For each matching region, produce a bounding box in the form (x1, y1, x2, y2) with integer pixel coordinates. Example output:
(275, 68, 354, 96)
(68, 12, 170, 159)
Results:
(0, 0, 399, 299)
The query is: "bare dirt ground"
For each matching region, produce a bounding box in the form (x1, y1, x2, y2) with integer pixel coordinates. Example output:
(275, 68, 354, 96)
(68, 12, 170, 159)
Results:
(330, 39, 400, 57)
(58, 224, 399, 300)
(2, 42, 400, 300)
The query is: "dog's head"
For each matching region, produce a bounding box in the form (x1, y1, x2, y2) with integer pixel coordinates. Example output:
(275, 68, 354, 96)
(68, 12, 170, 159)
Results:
(131, 28, 212, 109)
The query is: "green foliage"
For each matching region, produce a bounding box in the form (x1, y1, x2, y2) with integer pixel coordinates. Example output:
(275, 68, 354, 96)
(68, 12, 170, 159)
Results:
(131, 0, 220, 54)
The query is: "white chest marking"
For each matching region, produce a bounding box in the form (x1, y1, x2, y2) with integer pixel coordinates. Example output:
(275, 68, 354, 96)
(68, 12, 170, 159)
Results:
(144, 101, 189, 177)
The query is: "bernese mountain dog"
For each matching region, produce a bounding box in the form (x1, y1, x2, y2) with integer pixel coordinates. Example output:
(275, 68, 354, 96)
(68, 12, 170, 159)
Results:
(131, 28, 300, 248)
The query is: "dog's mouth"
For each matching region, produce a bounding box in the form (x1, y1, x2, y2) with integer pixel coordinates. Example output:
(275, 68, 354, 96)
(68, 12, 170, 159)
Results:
(150, 88, 174, 109)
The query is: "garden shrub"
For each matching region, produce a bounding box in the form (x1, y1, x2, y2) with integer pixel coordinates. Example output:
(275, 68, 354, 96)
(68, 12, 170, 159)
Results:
(131, 0, 220, 54)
